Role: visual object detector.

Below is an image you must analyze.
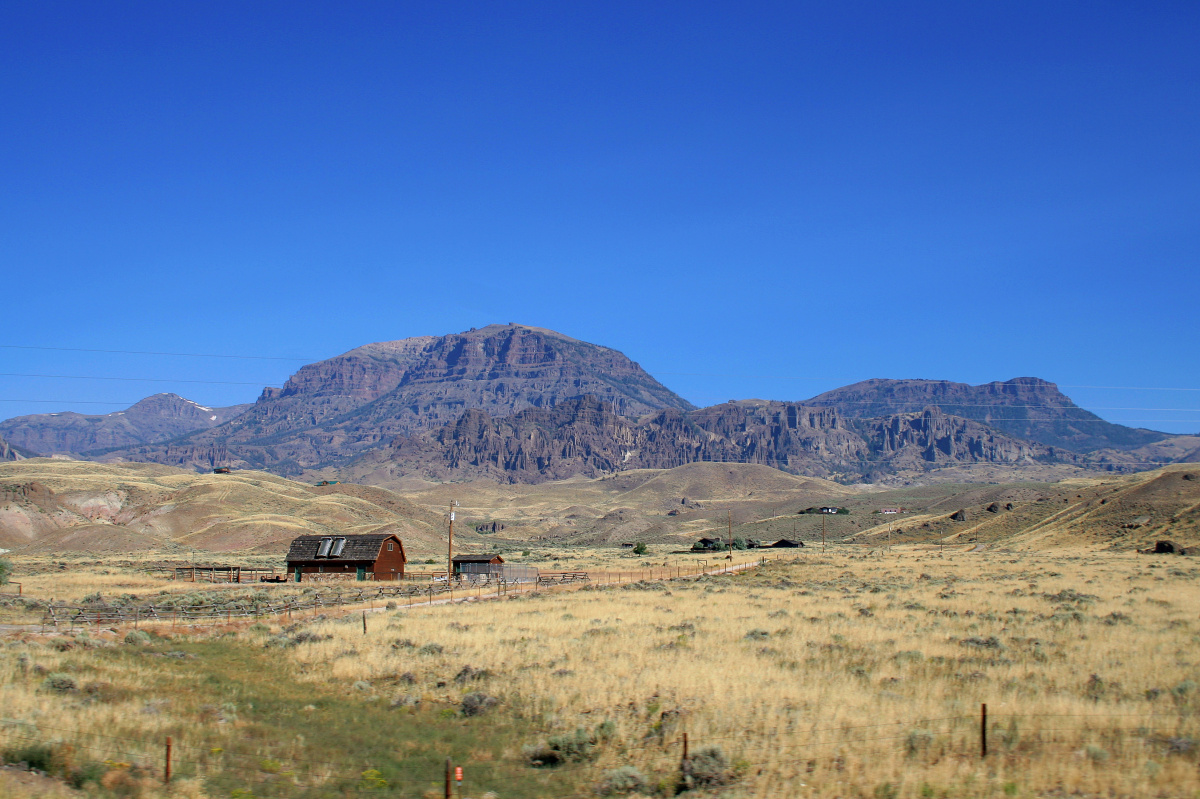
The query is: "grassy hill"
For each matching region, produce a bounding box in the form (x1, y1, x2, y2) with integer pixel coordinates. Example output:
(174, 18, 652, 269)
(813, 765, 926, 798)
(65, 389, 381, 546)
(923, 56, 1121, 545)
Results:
(0, 459, 455, 558)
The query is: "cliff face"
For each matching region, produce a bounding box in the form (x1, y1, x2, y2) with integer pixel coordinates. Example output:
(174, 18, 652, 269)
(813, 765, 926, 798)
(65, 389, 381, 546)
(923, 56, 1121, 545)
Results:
(102, 325, 695, 473)
(0, 394, 250, 457)
(0, 437, 29, 462)
(805, 377, 1167, 452)
(350, 397, 1068, 485)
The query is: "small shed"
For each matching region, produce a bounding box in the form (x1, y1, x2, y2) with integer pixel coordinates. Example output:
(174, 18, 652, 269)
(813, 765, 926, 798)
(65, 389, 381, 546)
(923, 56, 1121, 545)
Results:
(770, 539, 804, 548)
(286, 533, 406, 581)
(452, 553, 505, 577)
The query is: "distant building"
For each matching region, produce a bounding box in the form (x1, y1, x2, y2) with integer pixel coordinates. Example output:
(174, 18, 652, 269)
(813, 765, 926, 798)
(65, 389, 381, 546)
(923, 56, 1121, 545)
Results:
(770, 539, 804, 548)
(285, 533, 406, 581)
(452, 554, 505, 578)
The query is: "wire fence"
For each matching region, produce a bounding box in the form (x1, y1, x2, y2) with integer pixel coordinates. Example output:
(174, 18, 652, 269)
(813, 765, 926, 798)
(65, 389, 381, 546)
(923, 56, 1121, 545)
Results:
(36, 555, 779, 630)
(1, 707, 1195, 798)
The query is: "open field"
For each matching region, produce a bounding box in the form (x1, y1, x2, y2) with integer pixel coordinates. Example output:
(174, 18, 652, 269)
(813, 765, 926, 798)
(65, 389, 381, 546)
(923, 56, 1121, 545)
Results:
(1, 549, 1197, 798)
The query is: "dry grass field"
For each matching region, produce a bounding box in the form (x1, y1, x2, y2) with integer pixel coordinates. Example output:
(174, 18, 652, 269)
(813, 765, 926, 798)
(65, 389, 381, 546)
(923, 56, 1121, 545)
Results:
(0, 548, 1197, 798)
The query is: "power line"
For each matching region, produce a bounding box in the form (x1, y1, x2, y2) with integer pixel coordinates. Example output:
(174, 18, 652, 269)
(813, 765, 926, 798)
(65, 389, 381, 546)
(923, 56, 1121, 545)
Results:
(659, 372, 1200, 391)
(0, 373, 273, 386)
(0, 344, 318, 361)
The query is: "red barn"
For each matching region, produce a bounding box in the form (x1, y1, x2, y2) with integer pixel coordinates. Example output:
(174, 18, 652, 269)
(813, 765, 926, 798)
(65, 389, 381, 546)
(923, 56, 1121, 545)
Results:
(286, 533, 406, 581)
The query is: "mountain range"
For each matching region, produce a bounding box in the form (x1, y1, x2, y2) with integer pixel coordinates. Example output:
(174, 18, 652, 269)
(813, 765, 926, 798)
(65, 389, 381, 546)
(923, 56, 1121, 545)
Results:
(0, 393, 250, 457)
(0, 324, 1192, 484)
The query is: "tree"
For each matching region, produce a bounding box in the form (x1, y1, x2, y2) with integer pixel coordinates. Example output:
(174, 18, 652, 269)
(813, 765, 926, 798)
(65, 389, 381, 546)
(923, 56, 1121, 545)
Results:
(732, 536, 748, 550)
(632, 542, 647, 555)
(0, 558, 11, 586)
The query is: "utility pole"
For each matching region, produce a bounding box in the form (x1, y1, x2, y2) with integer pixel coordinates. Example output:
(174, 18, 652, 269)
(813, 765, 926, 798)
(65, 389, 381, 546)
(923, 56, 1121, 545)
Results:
(881, 508, 900, 553)
(447, 500, 459, 583)
(727, 510, 733, 560)
(821, 512, 826, 553)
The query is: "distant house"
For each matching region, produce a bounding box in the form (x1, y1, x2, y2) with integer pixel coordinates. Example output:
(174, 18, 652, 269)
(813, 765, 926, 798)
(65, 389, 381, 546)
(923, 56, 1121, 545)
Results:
(770, 539, 804, 548)
(452, 553, 505, 578)
(285, 533, 406, 581)
(693, 537, 723, 551)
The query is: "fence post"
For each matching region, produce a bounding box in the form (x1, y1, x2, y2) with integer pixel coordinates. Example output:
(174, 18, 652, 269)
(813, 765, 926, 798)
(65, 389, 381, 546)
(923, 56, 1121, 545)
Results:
(680, 732, 689, 786)
(164, 736, 172, 784)
(362, 611, 367, 635)
(980, 703, 988, 758)
(444, 757, 452, 799)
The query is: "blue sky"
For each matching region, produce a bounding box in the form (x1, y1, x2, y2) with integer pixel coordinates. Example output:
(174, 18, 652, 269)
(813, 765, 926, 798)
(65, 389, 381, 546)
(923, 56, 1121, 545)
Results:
(2, 1, 1198, 433)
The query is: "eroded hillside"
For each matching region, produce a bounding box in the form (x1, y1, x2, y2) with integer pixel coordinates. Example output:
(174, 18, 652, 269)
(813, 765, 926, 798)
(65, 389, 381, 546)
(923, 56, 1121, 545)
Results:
(0, 460, 454, 557)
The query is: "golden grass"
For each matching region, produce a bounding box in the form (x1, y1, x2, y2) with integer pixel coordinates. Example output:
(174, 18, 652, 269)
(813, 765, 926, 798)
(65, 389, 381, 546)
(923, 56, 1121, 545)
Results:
(0, 547, 1198, 797)
(283, 549, 1200, 798)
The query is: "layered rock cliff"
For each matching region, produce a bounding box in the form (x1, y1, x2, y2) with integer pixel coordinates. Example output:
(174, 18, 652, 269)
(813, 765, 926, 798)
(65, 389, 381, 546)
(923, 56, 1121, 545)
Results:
(349, 396, 1070, 484)
(805, 377, 1167, 452)
(0, 436, 31, 462)
(100, 325, 695, 473)
(0, 393, 251, 457)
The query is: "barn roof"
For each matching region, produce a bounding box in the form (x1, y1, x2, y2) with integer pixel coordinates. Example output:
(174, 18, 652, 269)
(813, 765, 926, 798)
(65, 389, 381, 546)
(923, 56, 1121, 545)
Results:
(286, 533, 399, 563)
(452, 553, 504, 564)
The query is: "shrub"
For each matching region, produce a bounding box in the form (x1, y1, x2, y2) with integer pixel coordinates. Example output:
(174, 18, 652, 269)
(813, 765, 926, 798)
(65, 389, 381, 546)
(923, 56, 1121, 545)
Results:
(680, 746, 732, 790)
(461, 692, 499, 716)
(4, 742, 55, 771)
(525, 727, 597, 766)
(124, 630, 152, 645)
(418, 643, 444, 655)
(905, 729, 934, 756)
(597, 766, 649, 795)
(0, 557, 11, 585)
(632, 542, 647, 555)
(42, 673, 77, 693)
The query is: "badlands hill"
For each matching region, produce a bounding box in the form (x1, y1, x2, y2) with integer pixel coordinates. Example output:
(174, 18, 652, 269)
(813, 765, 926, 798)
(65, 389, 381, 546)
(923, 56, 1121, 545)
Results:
(399, 462, 1200, 554)
(0, 459, 456, 557)
(100, 325, 694, 474)
(0, 393, 251, 457)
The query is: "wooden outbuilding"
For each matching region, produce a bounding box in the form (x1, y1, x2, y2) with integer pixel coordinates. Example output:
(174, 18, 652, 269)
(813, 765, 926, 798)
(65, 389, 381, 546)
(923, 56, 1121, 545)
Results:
(452, 553, 504, 578)
(770, 539, 804, 548)
(285, 533, 406, 581)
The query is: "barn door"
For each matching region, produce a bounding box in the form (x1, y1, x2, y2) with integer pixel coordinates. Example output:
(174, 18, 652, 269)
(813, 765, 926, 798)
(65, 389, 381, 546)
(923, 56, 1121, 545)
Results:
(293, 566, 302, 583)
(356, 566, 367, 581)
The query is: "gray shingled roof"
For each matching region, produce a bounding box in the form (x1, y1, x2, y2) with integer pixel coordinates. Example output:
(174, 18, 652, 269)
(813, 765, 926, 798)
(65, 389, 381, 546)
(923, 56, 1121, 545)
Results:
(286, 534, 397, 563)
(452, 553, 504, 564)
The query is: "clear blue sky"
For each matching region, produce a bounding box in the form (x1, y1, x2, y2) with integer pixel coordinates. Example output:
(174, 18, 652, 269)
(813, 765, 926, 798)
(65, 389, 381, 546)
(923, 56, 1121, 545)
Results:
(2, 1, 1198, 433)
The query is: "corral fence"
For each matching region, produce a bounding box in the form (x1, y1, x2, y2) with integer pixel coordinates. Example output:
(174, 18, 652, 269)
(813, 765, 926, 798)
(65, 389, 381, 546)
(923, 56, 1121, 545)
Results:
(1, 706, 1195, 798)
(38, 554, 787, 630)
(171, 566, 281, 583)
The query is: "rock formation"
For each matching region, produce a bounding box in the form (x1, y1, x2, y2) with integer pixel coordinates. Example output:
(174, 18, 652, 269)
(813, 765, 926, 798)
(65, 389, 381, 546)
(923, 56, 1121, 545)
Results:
(349, 396, 1069, 485)
(100, 325, 694, 473)
(0, 393, 250, 457)
(805, 377, 1167, 452)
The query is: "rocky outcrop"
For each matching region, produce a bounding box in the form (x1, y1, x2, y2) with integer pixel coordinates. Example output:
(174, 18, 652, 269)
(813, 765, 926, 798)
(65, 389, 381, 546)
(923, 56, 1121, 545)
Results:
(103, 325, 695, 474)
(350, 396, 1069, 484)
(805, 377, 1168, 452)
(0, 437, 30, 462)
(0, 394, 250, 457)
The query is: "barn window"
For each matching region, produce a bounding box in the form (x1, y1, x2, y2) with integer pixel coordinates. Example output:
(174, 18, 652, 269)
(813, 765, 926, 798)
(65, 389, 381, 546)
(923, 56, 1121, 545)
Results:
(315, 537, 333, 558)
(330, 538, 347, 557)
(387, 542, 394, 551)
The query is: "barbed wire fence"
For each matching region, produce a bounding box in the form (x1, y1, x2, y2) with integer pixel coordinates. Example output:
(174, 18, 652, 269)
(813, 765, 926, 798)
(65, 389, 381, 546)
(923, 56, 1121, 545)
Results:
(2, 706, 1195, 798)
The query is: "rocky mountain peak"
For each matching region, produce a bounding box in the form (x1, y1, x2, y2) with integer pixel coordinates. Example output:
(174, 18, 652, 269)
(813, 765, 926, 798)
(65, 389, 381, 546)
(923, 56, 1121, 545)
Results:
(806, 377, 1166, 452)
(99, 325, 695, 473)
